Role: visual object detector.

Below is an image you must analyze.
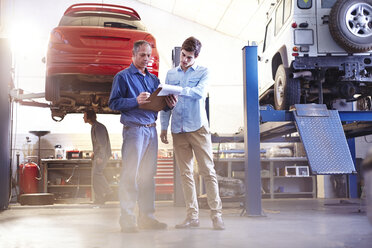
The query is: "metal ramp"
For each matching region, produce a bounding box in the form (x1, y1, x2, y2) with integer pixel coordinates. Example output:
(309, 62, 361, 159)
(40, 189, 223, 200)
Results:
(293, 104, 356, 174)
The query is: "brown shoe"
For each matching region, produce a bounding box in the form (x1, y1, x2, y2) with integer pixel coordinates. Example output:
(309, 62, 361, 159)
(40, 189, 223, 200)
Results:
(212, 216, 225, 230)
(175, 218, 200, 229)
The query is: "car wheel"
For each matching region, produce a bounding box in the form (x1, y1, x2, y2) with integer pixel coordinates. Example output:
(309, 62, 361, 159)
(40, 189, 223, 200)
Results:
(329, 0, 372, 53)
(274, 65, 301, 110)
(357, 96, 372, 110)
(45, 77, 60, 102)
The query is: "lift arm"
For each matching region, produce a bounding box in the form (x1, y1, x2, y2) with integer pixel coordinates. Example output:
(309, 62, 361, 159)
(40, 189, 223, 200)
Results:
(9, 89, 49, 108)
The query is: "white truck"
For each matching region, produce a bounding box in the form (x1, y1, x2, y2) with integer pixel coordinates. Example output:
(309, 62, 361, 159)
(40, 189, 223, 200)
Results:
(258, 0, 372, 110)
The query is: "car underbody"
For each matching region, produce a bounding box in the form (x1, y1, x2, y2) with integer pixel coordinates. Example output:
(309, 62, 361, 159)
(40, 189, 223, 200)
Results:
(46, 74, 118, 121)
(292, 54, 372, 103)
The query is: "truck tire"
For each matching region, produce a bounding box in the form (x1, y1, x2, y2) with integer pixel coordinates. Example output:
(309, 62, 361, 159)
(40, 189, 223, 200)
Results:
(274, 65, 301, 110)
(329, 0, 372, 53)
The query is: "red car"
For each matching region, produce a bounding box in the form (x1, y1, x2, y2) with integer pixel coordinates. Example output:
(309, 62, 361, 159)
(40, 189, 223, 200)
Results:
(45, 3, 159, 121)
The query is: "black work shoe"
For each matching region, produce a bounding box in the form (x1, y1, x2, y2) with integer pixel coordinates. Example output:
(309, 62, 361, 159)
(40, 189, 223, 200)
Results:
(138, 217, 167, 230)
(93, 197, 106, 205)
(119, 215, 138, 233)
(103, 191, 115, 202)
(93, 191, 115, 205)
(175, 218, 200, 229)
(212, 216, 225, 230)
(121, 225, 139, 233)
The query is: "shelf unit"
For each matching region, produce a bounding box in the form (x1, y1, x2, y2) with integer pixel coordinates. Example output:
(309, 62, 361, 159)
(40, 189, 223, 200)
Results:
(260, 157, 316, 199)
(41, 159, 120, 202)
(41, 158, 174, 202)
(214, 157, 316, 199)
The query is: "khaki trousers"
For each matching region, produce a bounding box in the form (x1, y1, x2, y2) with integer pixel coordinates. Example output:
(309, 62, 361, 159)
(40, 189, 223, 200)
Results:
(172, 126, 222, 219)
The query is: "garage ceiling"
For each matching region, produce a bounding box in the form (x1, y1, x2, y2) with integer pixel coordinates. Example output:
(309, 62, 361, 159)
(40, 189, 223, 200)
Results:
(136, 0, 274, 41)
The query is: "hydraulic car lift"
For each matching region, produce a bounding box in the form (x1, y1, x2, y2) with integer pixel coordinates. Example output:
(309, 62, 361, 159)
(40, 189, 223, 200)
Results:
(9, 89, 48, 108)
(0, 38, 49, 209)
(242, 46, 372, 216)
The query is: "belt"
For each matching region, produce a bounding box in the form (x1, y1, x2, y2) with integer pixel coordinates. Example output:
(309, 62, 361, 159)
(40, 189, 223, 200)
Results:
(125, 123, 156, 128)
(141, 123, 156, 127)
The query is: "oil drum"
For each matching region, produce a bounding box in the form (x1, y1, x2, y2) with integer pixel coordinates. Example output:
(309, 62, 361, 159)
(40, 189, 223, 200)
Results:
(18, 162, 40, 194)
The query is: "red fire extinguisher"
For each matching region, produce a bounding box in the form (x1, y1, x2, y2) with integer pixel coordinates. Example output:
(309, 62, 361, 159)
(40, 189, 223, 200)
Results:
(18, 162, 41, 194)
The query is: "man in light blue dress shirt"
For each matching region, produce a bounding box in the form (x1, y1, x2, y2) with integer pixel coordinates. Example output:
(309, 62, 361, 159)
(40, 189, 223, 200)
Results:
(160, 37, 224, 230)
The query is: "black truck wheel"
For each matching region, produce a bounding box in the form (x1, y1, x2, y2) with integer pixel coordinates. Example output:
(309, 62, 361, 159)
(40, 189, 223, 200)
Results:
(274, 65, 301, 110)
(329, 0, 372, 53)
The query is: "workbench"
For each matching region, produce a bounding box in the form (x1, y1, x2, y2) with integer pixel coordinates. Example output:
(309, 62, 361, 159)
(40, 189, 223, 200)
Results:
(41, 158, 174, 203)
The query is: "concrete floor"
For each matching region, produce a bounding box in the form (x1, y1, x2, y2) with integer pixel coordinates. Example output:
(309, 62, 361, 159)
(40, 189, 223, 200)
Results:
(0, 199, 371, 248)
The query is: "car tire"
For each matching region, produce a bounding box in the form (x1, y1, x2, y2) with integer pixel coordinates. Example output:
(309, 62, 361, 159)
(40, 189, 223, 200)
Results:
(329, 0, 372, 53)
(274, 65, 301, 110)
(45, 77, 60, 102)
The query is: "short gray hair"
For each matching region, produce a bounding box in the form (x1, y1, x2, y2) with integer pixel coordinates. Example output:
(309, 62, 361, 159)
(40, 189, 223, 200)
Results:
(132, 40, 151, 55)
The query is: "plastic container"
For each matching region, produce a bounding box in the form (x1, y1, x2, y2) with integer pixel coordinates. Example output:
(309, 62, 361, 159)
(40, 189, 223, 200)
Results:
(54, 145, 64, 159)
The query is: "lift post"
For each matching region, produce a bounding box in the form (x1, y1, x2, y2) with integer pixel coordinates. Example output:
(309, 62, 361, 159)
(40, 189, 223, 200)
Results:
(242, 45, 263, 216)
(242, 45, 372, 212)
(0, 38, 11, 210)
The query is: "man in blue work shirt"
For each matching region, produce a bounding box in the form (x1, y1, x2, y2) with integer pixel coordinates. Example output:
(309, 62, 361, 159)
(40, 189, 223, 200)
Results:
(160, 37, 224, 230)
(83, 110, 113, 204)
(109, 40, 177, 233)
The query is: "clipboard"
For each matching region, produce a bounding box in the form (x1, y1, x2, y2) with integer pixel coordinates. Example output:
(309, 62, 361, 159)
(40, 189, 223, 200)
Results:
(138, 87, 167, 112)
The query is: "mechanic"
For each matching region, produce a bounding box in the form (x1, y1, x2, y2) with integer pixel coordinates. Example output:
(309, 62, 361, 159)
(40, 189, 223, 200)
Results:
(83, 110, 113, 205)
(109, 40, 177, 233)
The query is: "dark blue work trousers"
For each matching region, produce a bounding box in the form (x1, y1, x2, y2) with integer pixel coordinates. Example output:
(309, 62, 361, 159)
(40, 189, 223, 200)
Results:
(119, 125, 158, 226)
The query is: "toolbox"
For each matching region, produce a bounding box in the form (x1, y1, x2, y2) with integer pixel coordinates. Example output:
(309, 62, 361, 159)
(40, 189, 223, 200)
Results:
(66, 150, 82, 159)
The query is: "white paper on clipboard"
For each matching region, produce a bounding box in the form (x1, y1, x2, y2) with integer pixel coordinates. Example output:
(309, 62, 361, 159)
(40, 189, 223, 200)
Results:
(157, 83, 183, 96)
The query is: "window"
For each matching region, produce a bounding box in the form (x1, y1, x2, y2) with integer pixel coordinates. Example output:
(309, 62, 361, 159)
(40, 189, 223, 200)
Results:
(274, 0, 291, 36)
(284, 0, 292, 22)
(263, 20, 273, 52)
(59, 13, 146, 30)
(275, 0, 284, 35)
(298, 0, 312, 9)
(321, 0, 337, 8)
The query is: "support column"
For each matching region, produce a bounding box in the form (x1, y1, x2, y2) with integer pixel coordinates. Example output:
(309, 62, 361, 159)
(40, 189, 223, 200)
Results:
(242, 45, 262, 216)
(0, 38, 11, 210)
(347, 139, 358, 198)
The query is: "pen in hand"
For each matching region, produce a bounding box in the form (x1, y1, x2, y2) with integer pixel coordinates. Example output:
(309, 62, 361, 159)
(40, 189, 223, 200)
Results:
(137, 92, 151, 105)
